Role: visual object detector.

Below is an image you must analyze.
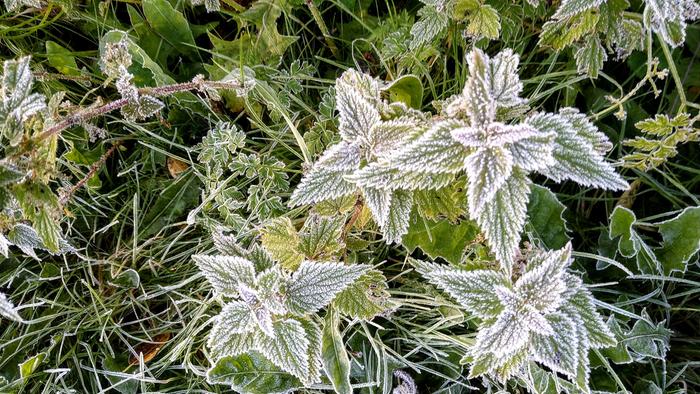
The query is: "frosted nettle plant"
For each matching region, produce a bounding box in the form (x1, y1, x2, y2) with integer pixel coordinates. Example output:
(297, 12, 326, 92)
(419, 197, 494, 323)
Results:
(0, 291, 24, 323)
(356, 48, 627, 273)
(415, 243, 616, 391)
(1, 56, 46, 146)
(289, 69, 430, 243)
(193, 230, 370, 387)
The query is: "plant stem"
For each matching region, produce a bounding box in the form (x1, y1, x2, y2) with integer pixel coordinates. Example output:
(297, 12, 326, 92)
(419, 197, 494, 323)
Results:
(658, 37, 688, 114)
(59, 141, 123, 205)
(305, 0, 340, 59)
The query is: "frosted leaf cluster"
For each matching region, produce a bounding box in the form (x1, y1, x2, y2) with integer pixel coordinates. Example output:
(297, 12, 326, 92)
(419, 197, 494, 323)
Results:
(193, 237, 369, 384)
(415, 243, 616, 390)
(340, 48, 627, 273)
(1, 56, 46, 146)
(289, 69, 429, 244)
(100, 36, 164, 121)
(190, 0, 220, 12)
(3, 0, 41, 11)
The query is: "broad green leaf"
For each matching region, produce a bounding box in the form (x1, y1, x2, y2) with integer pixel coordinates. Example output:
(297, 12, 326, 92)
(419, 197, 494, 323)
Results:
(607, 206, 661, 274)
(402, 217, 479, 265)
(285, 261, 370, 315)
(656, 207, 700, 274)
(207, 352, 302, 394)
(45, 41, 80, 76)
(0, 292, 23, 323)
(142, 0, 196, 54)
(321, 308, 352, 394)
(33, 209, 60, 253)
(601, 317, 633, 364)
(332, 270, 390, 320)
(260, 217, 304, 270)
(385, 75, 423, 109)
(526, 185, 570, 249)
(191, 255, 256, 295)
(626, 311, 671, 359)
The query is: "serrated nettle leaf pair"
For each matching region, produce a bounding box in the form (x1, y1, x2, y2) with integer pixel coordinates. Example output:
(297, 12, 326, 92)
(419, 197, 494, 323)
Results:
(193, 249, 369, 384)
(296, 48, 627, 273)
(416, 243, 616, 391)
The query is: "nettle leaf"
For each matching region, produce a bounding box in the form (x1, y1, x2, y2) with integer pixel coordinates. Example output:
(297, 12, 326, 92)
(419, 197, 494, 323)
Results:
(414, 259, 509, 319)
(297, 215, 345, 261)
(575, 36, 607, 78)
(531, 313, 580, 378)
(256, 318, 311, 383)
(402, 217, 480, 265)
(285, 261, 370, 315)
(475, 170, 531, 274)
(207, 352, 302, 394)
(0, 292, 24, 323)
(335, 80, 380, 143)
(332, 270, 391, 320)
(1, 56, 46, 145)
(289, 141, 361, 206)
(539, 11, 599, 50)
(260, 217, 304, 269)
(382, 189, 414, 244)
(300, 317, 323, 385)
(207, 327, 258, 361)
(644, 0, 699, 47)
(465, 5, 500, 40)
(525, 185, 571, 250)
(410, 4, 450, 49)
(553, 0, 606, 20)
(192, 255, 256, 296)
(565, 285, 616, 348)
(535, 109, 628, 191)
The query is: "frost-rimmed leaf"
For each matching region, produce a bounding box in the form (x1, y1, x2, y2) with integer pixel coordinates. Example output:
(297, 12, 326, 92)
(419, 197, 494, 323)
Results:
(289, 141, 360, 206)
(553, 0, 606, 20)
(260, 217, 304, 269)
(410, 4, 449, 49)
(206, 352, 302, 394)
(332, 270, 390, 320)
(475, 170, 531, 274)
(297, 215, 344, 260)
(0, 292, 24, 323)
(285, 261, 370, 315)
(382, 189, 413, 244)
(465, 146, 513, 217)
(256, 318, 311, 383)
(335, 82, 380, 143)
(531, 313, 580, 378)
(413, 259, 508, 319)
(575, 36, 607, 78)
(192, 255, 256, 295)
(534, 109, 628, 191)
(1, 56, 46, 145)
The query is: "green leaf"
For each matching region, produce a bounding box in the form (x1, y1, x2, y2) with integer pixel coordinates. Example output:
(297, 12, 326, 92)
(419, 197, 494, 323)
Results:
(402, 217, 479, 265)
(465, 5, 500, 40)
(385, 75, 423, 109)
(19, 352, 46, 379)
(260, 217, 304, 270)
(575, 36, 607, 78)
(285, 261, 370, 315)
(626, 311, 671, 359)
(142, 0, 196, 54)
(553, 0, 606, 20)
(256, 318, 311, 383)
(332, 270, 390, 320)
(526, 185, 570, 249)
(539, 11, 599, 50)
(0, 163, 25, 186)
(297, 215, 344, 261)
(321, 308, 352, 394)
(45, 41, 80, 76)
(191, 254, 256, 296)
(108, 269, 140, 289)
(656, 207, 700, 274)
(475, 170, 531, 274)
(207, 352, 302, 394)
(607, 206, 660, 274)
(34, 208, 60, 253)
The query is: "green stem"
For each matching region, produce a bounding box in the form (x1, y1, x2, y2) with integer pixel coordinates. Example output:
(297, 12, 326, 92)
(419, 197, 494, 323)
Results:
(305, 0, 340, 59)
(658, 37, 688, 114)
